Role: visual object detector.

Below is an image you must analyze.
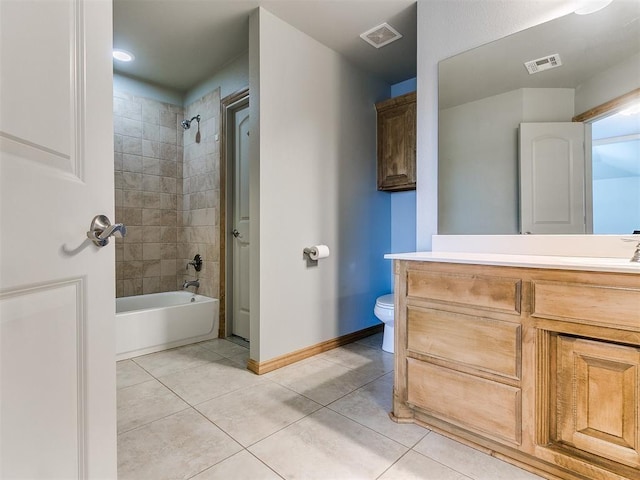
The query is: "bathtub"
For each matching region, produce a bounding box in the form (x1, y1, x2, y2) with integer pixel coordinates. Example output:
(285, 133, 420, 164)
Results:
(116, 291, 219, 361)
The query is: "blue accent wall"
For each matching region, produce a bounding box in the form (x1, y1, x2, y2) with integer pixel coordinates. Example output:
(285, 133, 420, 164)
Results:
(390, 78, 417, 254)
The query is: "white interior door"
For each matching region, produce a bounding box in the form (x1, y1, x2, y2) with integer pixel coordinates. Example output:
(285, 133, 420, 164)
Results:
(232, 104, 251, 340)
(0, 0, 116, 478)
(519, 122, 586, 234)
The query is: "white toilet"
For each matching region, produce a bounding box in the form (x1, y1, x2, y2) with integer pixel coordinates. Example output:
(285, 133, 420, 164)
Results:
(374, 294, 395, 353)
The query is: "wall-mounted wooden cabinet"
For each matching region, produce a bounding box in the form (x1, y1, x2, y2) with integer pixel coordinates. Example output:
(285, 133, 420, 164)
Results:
(392, 260, 640, 480)
(375, 92, 416, 191)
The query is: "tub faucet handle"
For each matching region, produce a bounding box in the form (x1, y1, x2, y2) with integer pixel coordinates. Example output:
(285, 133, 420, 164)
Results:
(186, 254, 203, 271)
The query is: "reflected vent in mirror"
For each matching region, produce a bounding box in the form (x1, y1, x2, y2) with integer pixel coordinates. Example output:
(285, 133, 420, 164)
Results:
(524, 54, 562, 74)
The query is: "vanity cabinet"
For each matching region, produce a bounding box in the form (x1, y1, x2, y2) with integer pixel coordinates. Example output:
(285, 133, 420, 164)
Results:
(392, 260, 640, 480)
(375, 92, 416, 191)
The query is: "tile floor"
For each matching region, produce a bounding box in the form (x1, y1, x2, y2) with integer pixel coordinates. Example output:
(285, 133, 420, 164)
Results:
(117, 333, 545, 480)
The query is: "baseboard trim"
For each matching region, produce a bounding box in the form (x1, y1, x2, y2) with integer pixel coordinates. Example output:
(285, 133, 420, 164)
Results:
(246, 324, 383, 375)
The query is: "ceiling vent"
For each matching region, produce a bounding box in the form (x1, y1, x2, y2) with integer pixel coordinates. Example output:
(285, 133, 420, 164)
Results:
(524, 54, 563, 74)
(360, 23, 403, 49)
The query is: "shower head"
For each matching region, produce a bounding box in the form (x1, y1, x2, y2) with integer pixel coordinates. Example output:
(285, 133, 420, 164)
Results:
(181, 115, 200, 130)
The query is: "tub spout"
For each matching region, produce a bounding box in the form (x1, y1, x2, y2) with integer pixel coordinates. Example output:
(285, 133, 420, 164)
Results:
(183, 280, 200, 290)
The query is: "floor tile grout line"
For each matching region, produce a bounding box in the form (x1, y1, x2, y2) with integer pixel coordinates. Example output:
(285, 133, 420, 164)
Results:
(374, 448, 414, 480)
(327, 407, 411, 452)
(407, 447, 478, 480)
(117, 405, 192, 436)
(245, 449, 287, 479)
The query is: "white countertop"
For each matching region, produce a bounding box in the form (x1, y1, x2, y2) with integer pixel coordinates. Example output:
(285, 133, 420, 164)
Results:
(384, 251, 640, 274)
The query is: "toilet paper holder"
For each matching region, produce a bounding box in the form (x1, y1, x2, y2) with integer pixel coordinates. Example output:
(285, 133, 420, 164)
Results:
(303, 247, 319, 267)
(303, 244, 330, 266)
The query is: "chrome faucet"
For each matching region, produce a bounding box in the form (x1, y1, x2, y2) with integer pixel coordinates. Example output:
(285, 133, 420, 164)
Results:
(182, 279, 200, 289)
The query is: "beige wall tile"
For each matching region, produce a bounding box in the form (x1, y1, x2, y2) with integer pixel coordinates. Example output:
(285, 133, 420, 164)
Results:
(123, 278, 143, 296)
(122, 261, 144, 279)
(142, 174, 161, 192)
(160, 227, 177, 243)
(142, 226, 161, 243)
(160, 177, 177, 194)
(160, 193, 177, 210)
(123, 190, 144, 208)
(161, 259, 176, 276)
(159, 111, 177, 128)
(143, 192, 161, 209)
(142, 208, 162, 226)
(122, 136, 142, 155)
(160, 160, 177, 177)
(122, 172, 143, 190)
(143, 277, 161, 294)
(123, 225, 143, 243)
(159, 143, 177, 161)
(161, 276, 177, 292)
(143, 157, 160, 175)
(124, 244, 144, 261)
(143, 123, 160, 142)
(115, 89, 222, 302)
(161, 209, 177, 227)
(142, 104, 159, 125)
(143, 243, 161, 260)
(143, 260, 161, 277)
(159, 126, 177, 144)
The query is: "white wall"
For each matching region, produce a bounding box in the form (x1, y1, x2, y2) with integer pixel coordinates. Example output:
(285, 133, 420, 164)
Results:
(416, 0, 582, 249)
(575, 52, 640, 115)
(184, 52, 249, 105)
(439, 87, 574, 234)
(250, 8, 391, 362)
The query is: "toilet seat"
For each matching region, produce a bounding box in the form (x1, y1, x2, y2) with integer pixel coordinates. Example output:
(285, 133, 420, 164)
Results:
(375, 294, 394, 309)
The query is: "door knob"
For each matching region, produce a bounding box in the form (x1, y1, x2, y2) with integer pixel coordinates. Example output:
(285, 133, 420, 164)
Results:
(87, 215, 127, 247)
(232, 228, 242, 239)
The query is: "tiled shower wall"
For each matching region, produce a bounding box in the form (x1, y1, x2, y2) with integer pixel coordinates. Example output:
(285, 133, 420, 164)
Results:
(114, 87, 221, 299)
(114, 90, 183, 297)
(180, 88, 221, 299)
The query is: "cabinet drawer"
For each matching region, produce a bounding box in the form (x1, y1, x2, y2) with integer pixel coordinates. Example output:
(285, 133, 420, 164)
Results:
(532, 280, 640, 330)
(407, 270, 521, 314)
(407, 359, 521, 444)
(407, 306, 521, 379)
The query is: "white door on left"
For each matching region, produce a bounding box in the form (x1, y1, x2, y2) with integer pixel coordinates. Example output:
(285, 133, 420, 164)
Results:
(0, 0, 116, 478)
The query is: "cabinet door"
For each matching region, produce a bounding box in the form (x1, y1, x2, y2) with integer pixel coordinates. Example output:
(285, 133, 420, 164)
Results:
(377, 95, 416, 191)
(557, 336, 640, 469)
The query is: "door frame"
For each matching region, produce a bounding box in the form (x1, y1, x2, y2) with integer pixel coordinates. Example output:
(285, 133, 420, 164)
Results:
(219, 87, 249, 338)
(573, 88, 640, 234)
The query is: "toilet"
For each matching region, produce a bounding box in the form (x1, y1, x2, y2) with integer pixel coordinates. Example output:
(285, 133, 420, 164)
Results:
(374, 294, 395, 353)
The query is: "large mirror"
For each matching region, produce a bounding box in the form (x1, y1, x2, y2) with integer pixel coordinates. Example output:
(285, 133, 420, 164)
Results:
(438, 0, 640, 234)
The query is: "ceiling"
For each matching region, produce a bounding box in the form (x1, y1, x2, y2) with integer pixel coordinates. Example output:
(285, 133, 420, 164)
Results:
(438, 0, 640, 109)
(113, 0, 417, 93)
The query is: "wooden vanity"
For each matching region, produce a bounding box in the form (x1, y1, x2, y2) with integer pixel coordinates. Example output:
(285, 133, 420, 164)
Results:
(389, 254, 640, 480)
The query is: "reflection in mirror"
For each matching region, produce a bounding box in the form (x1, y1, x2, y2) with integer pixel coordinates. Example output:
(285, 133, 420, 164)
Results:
(438, 0, 640, 234)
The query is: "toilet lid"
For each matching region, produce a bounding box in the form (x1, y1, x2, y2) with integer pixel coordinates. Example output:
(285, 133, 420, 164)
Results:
(376, 294, 394, 309)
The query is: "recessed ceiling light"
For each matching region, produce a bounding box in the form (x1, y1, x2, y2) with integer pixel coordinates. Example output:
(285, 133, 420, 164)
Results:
(574, 0, 613, 15)
(113, 49, 135, 62)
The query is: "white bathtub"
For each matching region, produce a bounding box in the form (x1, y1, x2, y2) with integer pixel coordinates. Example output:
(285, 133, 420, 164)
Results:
(116, 291, 219, 361)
